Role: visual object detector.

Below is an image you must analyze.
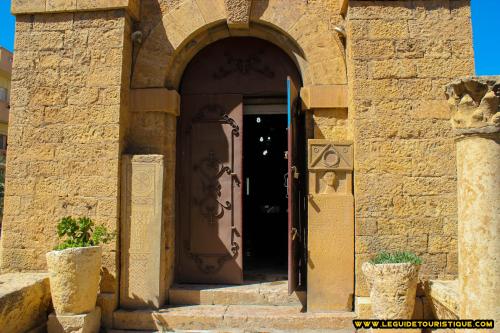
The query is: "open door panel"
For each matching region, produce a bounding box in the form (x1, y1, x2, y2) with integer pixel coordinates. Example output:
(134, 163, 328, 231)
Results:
(287, 76, 306, 294)
(177, 94, 244, 285)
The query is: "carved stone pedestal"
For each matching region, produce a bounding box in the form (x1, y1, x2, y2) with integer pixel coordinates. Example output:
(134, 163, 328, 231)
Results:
(445, 77, 500, 330)
(47, 307, 101, 333)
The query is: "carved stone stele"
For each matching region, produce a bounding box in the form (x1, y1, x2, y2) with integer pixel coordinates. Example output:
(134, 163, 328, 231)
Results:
(445, 76, 500, 134)
(224, 0, 252, 29)
(120, 155, 166, 309)
(307, 140, 354, 312)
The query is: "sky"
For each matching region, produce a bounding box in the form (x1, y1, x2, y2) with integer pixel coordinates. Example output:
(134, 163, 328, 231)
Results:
(0, 0, 499, 75)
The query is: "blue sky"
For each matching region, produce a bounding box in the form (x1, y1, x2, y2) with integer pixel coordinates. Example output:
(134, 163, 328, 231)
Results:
(0, 0, 499, 75)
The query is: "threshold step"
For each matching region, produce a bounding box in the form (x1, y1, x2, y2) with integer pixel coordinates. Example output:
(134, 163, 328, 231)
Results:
(169, 280, 305, 306)
(108, 329, 355, 333)
(113, 305, 356, 331)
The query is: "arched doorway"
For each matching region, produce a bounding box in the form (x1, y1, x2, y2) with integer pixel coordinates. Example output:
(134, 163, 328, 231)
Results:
(176, 37, 306, 290)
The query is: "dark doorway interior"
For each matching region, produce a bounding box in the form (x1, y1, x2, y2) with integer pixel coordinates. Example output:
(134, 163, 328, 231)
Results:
(243, 113, 288, 276)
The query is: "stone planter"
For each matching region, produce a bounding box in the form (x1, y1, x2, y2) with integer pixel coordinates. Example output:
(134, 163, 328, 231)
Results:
(362, 262, 420, 319)
(46, 246, 102, 315)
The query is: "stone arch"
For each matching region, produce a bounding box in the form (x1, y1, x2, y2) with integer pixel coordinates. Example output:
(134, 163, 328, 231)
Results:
(131, 0, 347, 89)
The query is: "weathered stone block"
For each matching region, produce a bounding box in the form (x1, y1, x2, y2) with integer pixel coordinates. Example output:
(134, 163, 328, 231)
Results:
(368, 20, 409, 40)
(424, 280, 459, 319)
(12, 0, 140, 20)
(369, 59, 416, 79)
(120, 155, 166, 309)
(11, 0, 45, 13)
(47, 307, 101, 333)
(46, 0, 77, 12)
(96, 292, 117, 328)
(301, 85, 348, 109)
(0, 273, 51, 333)
(351, 40, 395, 60)
(224, 0, 251, 29)
(130, 88, 180, 116)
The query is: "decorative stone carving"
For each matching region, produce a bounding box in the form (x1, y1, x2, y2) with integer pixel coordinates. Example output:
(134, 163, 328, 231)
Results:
(445, 76, 500, 332)
(308, 140, 353, 195)
(308, 141, 353, 171)
(224, 0, 252, 29)
(120, 155, 166, 309)
(307, 140, 354, 312)
(320, 171, 338, 194)
(445, 76, 500, 134)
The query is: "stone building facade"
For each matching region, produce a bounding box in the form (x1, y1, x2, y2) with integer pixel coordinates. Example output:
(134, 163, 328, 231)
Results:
(0, 47, 12, 166)
(0, 0, 477, 330)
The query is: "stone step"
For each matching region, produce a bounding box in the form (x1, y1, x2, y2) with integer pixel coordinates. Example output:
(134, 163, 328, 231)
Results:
(244, 271, 288, 282)
(113, 305, 356, 332)
(169, 280, 305, 306)
(108, 329, 354, 333)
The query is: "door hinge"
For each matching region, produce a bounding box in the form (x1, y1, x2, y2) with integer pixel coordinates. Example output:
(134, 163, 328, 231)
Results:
(292, 166, 299, 179)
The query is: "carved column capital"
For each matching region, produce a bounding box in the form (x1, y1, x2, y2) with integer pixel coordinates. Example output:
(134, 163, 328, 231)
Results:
(445, 76, 500, 135)
(224, 0, 252, 29)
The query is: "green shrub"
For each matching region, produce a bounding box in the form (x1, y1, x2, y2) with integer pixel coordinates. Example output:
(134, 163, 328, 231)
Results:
(55, 216, 114, 250)
(370, 251, 422, 265)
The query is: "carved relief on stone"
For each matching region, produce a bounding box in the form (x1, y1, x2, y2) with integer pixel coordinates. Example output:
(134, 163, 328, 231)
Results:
(445, 76, 500, 134)
(320, 171, 338, 194)
(308, 140, 353, 171)
(120, 155, 165, 309)
(308, 140, 353, 195)
(224, 0, 252, 29)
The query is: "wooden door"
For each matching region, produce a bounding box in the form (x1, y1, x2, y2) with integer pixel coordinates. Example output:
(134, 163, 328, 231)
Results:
(287, 76, 305, 293)
(177, 94, 243, 284)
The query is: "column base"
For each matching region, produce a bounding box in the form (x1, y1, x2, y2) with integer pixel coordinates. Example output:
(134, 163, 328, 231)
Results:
(47, 307, 101, 333)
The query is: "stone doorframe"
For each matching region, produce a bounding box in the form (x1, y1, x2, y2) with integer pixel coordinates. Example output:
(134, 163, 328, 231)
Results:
(123, 0, 350, 314)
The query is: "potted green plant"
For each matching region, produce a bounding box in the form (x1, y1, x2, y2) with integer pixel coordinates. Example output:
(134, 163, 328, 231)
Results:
(362, 251, 422, 319)
(46, 216, 113, 315)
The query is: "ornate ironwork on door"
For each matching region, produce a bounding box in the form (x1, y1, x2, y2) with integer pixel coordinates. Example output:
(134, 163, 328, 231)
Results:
(178, 95, 244, 283)
(184, 239, 240, 275)
(193, 150, 233, 224)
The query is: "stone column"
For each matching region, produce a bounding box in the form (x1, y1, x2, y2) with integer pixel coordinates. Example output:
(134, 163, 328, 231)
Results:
(445, 77, 500, 329)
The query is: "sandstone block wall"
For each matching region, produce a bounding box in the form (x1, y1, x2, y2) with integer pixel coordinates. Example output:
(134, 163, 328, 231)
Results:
(0, 273, 51, 333)
(133, 0, 347, 88)
(0, 10, 132, 300)
(347, 0, 475, 296)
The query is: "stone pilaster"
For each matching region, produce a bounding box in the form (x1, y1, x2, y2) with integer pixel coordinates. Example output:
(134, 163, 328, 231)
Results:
(445, 77, 500, 329)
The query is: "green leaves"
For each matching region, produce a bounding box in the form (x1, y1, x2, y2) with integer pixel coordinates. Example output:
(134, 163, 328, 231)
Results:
(370, 251, 422, 265)
(55, 216, 114, 251)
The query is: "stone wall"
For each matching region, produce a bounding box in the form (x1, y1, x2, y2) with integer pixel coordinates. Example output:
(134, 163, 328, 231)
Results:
(0, 273, 51, 333)
(347, 0, 475, 296)
(132, 0, 347, 88)
(0, 9, 132, 305)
